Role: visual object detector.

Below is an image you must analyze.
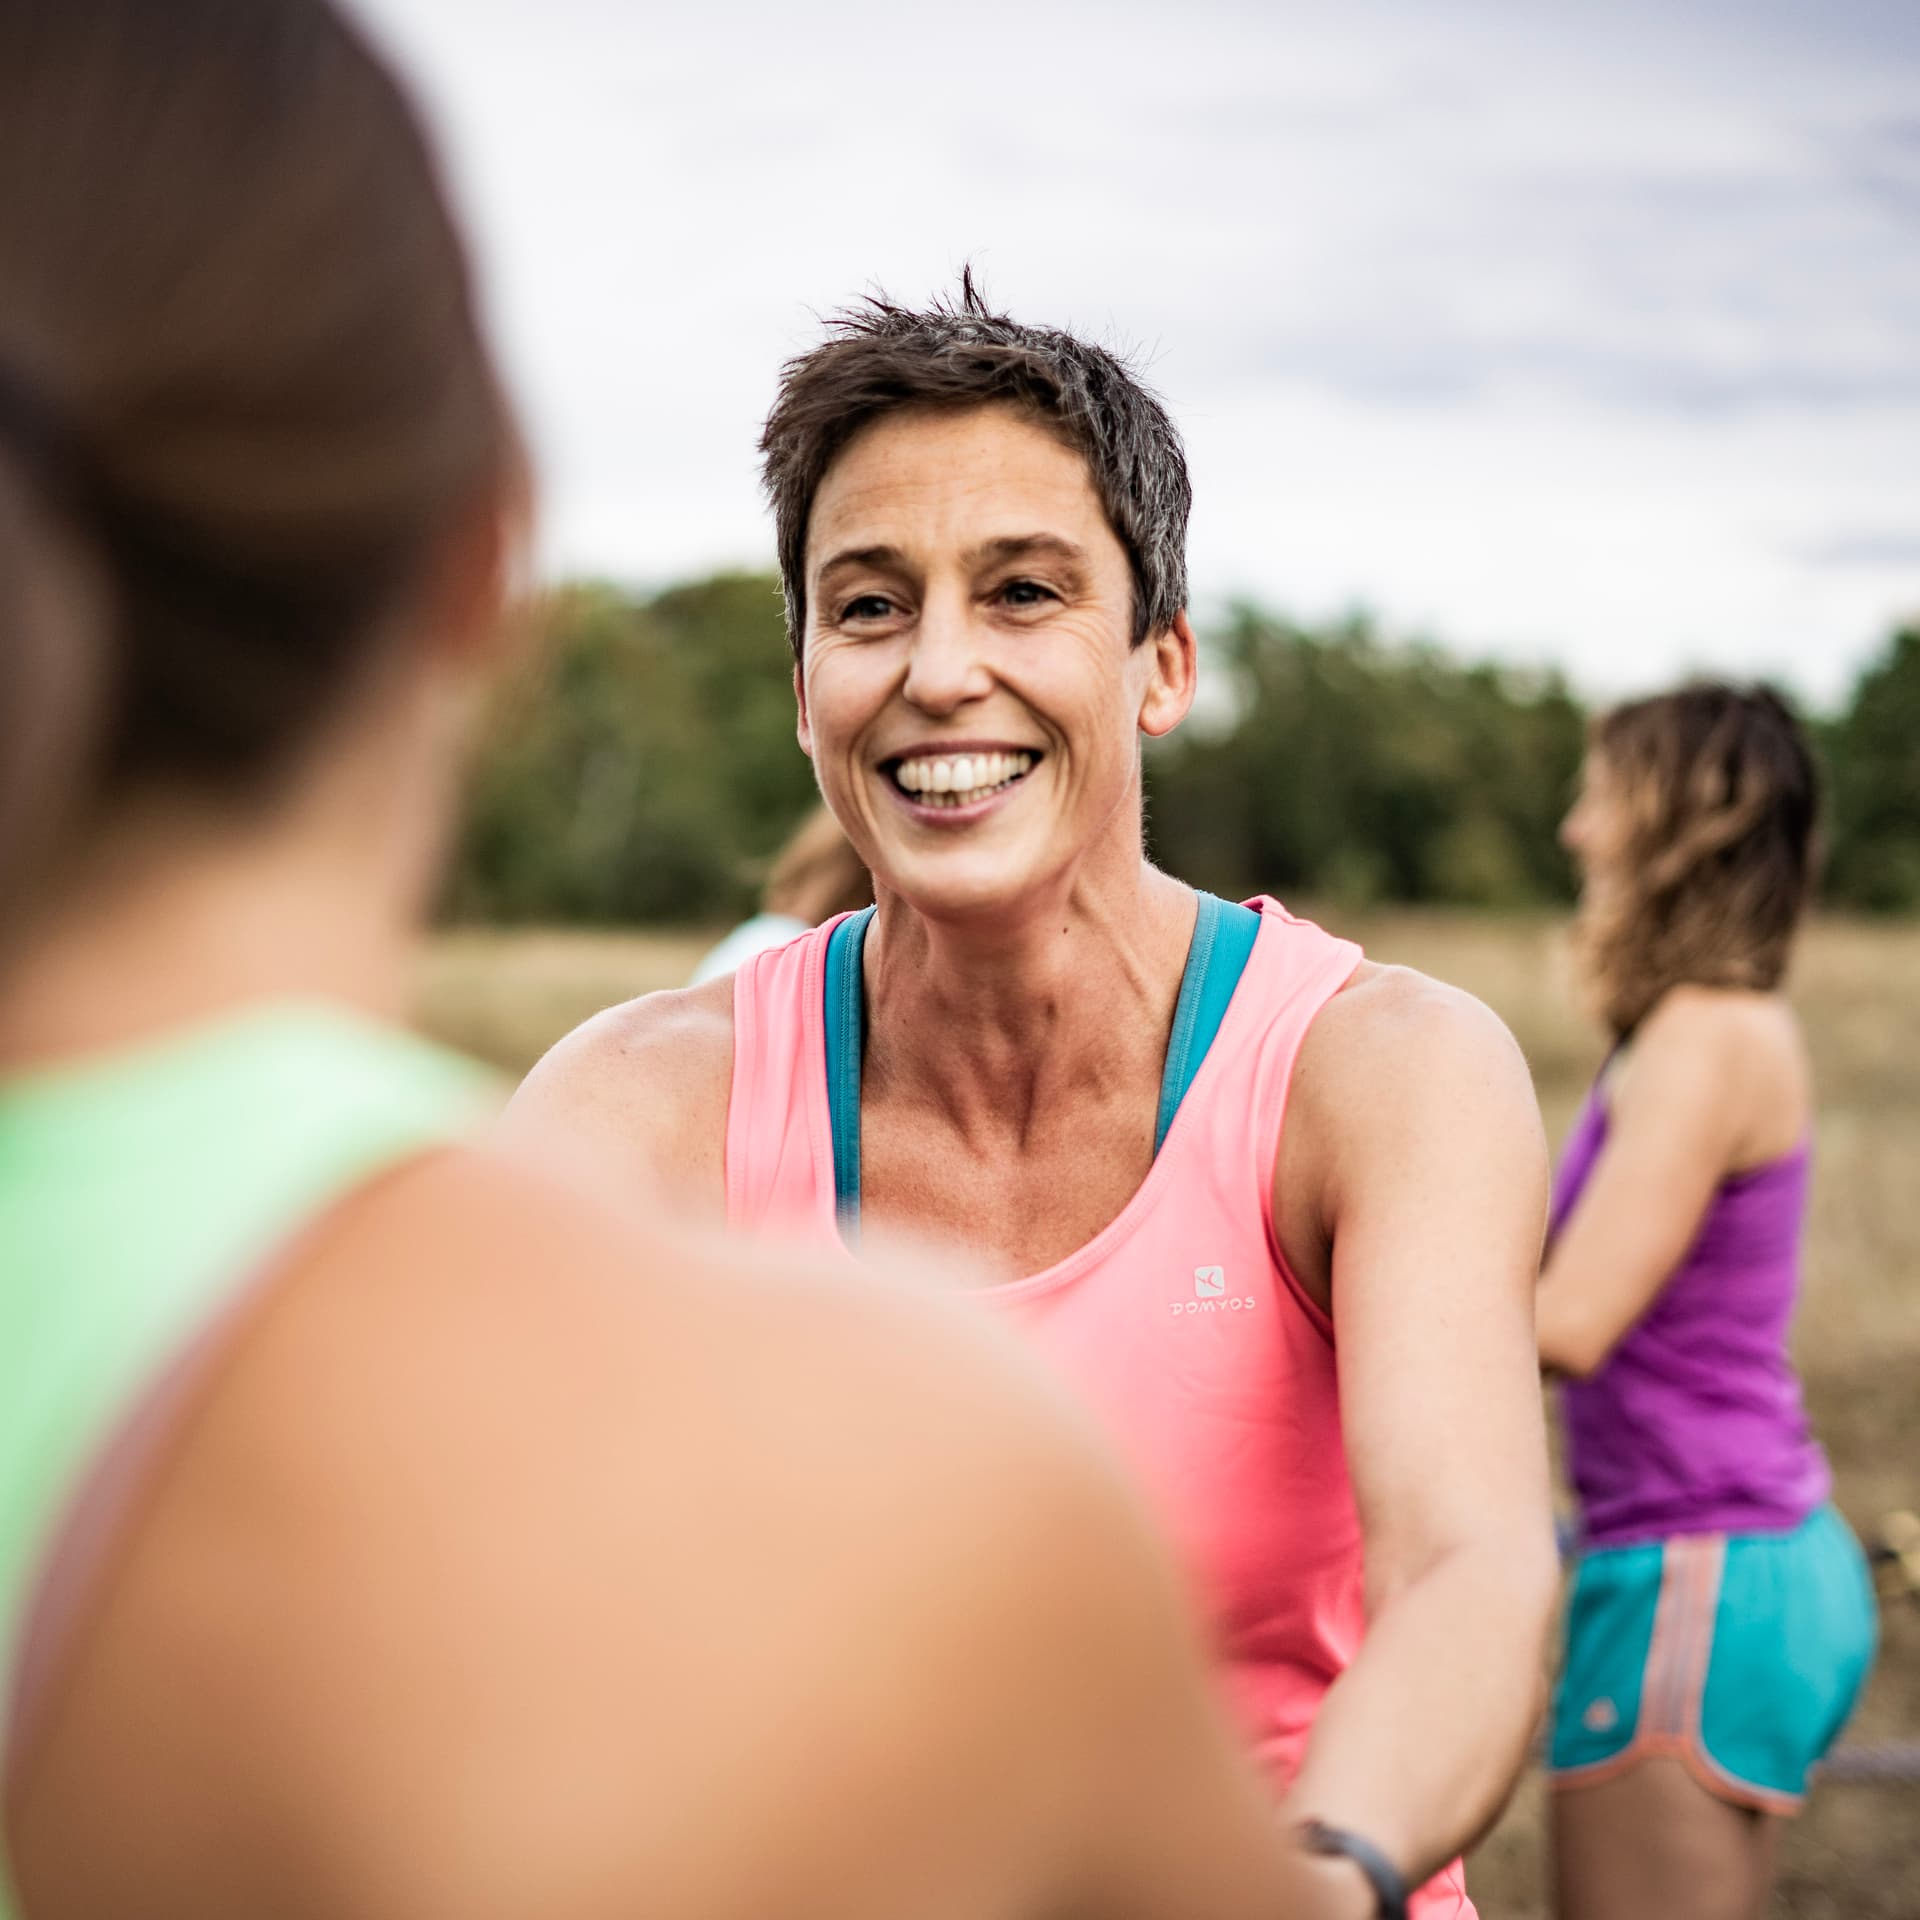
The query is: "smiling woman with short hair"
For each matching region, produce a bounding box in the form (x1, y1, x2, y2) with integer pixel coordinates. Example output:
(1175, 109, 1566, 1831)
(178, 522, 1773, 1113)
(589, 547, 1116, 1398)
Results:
(510, 275, 1561, 1920)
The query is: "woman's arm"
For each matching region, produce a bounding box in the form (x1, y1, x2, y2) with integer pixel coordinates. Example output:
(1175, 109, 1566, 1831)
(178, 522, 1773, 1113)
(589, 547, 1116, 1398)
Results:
(1274, 973, 1559, 1889)
(1535, 990, 1766, 1378)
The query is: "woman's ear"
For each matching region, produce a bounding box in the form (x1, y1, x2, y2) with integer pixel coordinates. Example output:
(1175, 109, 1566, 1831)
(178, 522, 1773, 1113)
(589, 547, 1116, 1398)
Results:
(419, 471, 531, 674)
(1138, 609, 1199, 740)
(795, 662, 815, 759)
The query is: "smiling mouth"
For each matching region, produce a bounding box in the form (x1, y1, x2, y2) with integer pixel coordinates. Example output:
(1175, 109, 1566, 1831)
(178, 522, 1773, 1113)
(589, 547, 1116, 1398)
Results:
(885, 749, 1040, 810)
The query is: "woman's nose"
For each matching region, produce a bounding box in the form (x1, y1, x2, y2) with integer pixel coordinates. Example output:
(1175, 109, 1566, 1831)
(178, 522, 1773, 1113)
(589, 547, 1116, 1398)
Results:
(902, 595, 991, 714)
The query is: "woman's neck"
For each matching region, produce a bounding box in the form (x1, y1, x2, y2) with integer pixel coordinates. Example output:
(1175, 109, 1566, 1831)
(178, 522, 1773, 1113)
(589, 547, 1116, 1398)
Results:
(863, 858, 1198, 1144)
(0, 698, 444, 1073)
(0, 850, 409, 1077)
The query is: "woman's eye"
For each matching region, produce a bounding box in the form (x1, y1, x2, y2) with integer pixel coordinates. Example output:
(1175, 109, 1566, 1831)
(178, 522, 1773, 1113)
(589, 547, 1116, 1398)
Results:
(1000, 579, 1054, 607)
(841, 594, 894, 621)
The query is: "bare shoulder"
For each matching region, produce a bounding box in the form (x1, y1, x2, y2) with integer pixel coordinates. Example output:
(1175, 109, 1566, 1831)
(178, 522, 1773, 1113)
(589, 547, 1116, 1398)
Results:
(1297, 957, 1538, 1120)
(1274, 961, 1546, 1304)
(1621, 985, 1809, 1155)
(498, 972, 735, 1212)
(1633, 982, 1803, 1075)
(17, 1145, 1191, 1919)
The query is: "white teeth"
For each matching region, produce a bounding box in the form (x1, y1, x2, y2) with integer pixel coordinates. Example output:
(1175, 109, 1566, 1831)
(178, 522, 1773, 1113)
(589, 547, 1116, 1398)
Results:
(889, 751, 1038, 807)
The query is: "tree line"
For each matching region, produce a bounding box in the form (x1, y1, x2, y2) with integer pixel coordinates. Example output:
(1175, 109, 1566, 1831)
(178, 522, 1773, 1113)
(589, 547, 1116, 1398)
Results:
(446, 572, 1920, 923)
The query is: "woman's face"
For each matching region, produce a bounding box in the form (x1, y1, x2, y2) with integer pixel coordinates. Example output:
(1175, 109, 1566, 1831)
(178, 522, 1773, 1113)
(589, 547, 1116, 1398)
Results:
(794, 403, 1193, 923)
(1560, 751, 1633, 892)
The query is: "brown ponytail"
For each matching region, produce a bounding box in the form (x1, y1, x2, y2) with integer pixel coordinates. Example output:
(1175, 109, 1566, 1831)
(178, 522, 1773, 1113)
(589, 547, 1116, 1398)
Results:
(0, 0, 515, 931)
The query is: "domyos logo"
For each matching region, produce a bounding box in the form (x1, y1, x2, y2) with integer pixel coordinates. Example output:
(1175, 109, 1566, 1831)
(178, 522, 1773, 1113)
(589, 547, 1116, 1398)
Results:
(1171, 1266, 1258, 1315)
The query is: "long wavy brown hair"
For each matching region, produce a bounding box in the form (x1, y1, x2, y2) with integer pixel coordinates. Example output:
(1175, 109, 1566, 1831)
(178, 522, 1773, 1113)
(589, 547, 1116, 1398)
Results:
(1572, 684, 1820, 1039)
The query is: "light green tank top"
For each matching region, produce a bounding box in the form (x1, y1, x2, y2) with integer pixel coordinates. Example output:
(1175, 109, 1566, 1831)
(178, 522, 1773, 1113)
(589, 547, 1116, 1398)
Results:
(0, 1001, 489, 1914)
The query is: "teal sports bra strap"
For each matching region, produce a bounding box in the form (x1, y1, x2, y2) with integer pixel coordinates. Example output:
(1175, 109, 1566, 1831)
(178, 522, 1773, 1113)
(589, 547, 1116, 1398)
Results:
(824, 906, 876, 1239)
(1154, 892, 1260, 1154)
(822, 894, 1260, 1232)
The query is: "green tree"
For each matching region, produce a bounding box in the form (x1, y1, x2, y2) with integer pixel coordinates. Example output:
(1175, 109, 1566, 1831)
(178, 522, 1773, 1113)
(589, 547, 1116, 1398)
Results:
(447, 573, 813, 923)
(443, 572, 1911, 924)
(1824, 626, 1920, 911)
(1146, 609, 1585, 908)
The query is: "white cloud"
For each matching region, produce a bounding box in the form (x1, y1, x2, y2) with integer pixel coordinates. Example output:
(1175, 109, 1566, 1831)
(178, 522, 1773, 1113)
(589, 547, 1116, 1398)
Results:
(355, 0, 1920, 707)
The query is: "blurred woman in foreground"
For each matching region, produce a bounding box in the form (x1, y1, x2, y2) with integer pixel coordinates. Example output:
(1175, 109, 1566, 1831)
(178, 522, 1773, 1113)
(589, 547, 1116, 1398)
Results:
(0, 4, 1349, 1915)
(1538, 685, 1877, 1920)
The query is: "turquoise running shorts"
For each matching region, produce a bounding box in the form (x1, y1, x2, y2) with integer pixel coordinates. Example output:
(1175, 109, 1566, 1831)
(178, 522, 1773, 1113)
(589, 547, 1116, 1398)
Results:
(1549, 1503, 1877, 1811)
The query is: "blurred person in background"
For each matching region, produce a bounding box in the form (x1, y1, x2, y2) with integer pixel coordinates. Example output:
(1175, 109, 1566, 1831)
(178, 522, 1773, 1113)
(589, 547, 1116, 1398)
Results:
(689, 801, 870, 985)
(1538, 685, 1878, 1920)
(509, 280, 1560, 1920)
(0, 4, 1390, 1916)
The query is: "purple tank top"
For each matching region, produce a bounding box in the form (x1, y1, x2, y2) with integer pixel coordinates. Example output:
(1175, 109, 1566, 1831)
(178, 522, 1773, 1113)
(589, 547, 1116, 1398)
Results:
(1550, 1082, 1830, 1548)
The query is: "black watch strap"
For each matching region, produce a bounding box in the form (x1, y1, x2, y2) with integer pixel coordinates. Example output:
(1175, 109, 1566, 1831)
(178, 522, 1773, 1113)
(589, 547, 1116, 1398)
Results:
(1296, 1819, 1411, 1920)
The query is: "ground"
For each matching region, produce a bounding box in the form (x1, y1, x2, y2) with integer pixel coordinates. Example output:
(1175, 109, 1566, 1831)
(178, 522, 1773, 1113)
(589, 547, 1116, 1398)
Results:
(415, 911, 1920, 1919)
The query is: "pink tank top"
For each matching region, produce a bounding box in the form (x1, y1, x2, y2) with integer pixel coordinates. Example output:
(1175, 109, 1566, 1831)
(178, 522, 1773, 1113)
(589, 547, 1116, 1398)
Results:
(726, 898, 1473, 1918)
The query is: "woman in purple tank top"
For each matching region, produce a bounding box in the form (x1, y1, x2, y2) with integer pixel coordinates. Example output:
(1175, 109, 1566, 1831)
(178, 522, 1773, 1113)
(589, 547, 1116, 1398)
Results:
(1535, 685, 1877, 1920)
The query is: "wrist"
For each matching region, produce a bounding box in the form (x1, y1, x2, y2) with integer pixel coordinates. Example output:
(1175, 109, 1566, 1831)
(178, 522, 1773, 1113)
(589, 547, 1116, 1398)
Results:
(1293, 1819, 1412, 1920)
(1292, 1853, 1381, 1920)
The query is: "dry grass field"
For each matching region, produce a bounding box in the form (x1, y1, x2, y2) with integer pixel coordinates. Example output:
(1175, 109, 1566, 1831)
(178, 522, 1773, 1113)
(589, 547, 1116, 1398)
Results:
(414, 912, 1920, 1919)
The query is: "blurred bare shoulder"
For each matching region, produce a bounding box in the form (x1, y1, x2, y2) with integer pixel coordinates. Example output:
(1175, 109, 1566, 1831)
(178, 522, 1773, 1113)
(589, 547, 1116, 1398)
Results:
(1619, 983, 1810, 1165)
(1631, 980, 1803, 1078)
(498, 973, 735, 1214)
(15, 1143, 1300, 1920)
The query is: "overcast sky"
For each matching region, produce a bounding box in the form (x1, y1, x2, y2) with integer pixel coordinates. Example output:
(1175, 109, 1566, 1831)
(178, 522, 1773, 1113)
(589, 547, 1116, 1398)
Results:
(358, 0, 1920, 708)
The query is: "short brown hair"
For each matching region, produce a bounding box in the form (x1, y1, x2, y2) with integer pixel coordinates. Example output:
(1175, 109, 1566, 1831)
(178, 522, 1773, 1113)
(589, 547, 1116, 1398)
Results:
(0, 0, 514, 928)
(758, 270, 1190, 661)
(1574, 683, 1820, 1039)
